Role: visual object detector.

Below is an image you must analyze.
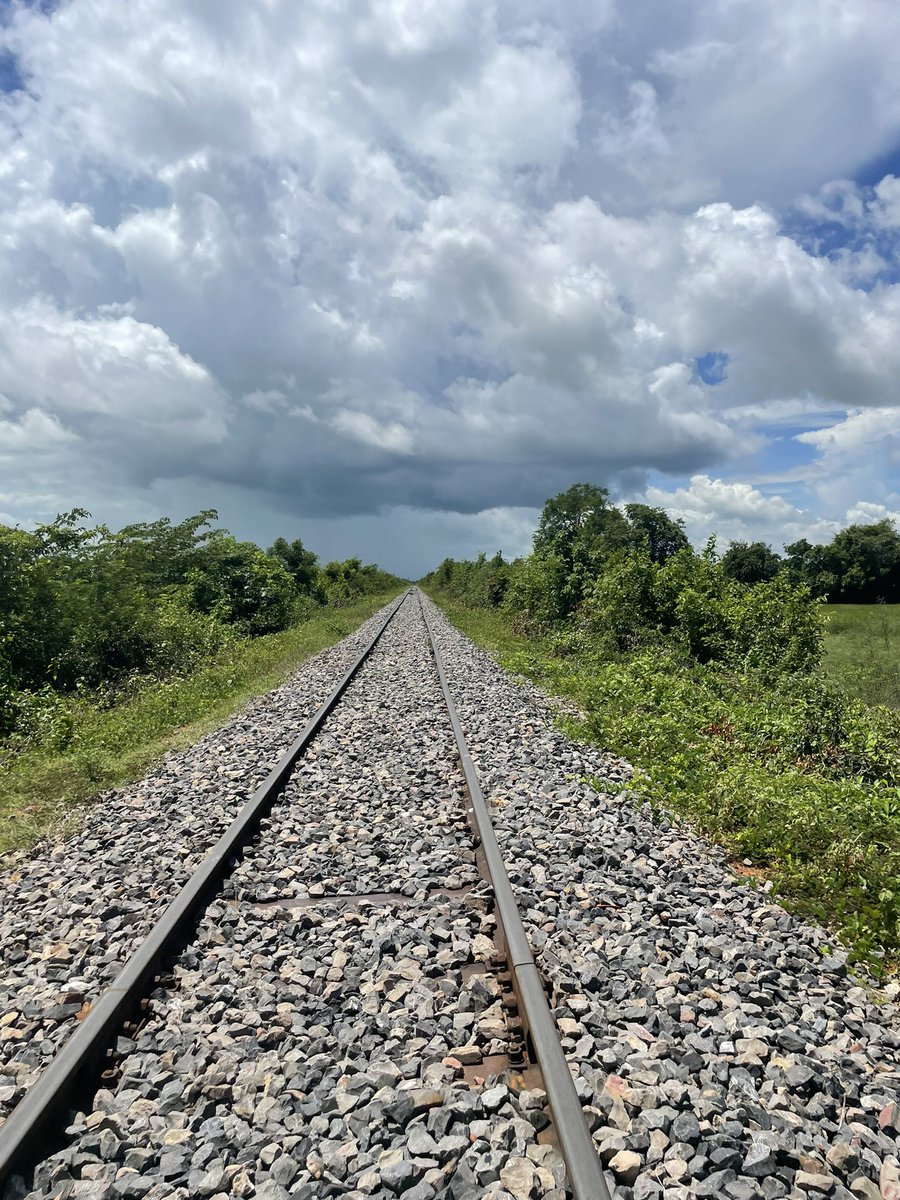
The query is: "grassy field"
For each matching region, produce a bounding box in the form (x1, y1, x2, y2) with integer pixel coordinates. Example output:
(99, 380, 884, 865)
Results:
(824, 604, 900, 708)
(0, 591, 401, 857)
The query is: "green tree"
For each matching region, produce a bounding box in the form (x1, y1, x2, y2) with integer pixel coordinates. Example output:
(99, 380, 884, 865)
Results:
(784, 538, 840, 598)
(533, 484, 620, 561)
(111, 511, 219, 590)
(187, 535, 296, 635)
(268, 536, 322, 599)
(623, 503, 690, 563)
(533, 483, 630, 611)
(721, 540, 783, 585)
(829, 520, 900, 603)
(786, 521, 900, 602)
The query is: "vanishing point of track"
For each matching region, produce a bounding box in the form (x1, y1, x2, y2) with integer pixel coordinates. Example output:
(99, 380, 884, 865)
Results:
(0, 589, 613, 1200)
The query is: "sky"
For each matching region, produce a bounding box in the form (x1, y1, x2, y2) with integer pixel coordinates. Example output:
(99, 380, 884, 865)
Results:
(0, 0, 899, 576)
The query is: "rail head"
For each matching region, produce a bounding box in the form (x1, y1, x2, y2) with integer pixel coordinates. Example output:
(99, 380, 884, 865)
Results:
(415, 589, 615, 1200)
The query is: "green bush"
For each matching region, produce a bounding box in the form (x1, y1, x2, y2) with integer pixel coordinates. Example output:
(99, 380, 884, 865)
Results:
(187, 536, 296, 636)
(579, 545, 823, 675)
(504, 554, 569, 629)
(0, 508, 404, 742)
(581, 553, 660, 652)
(725, 575, 824, 677)
(319, 558, 406, 606)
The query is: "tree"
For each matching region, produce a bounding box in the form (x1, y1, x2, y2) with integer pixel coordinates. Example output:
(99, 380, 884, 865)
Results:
(188, 535, 296, 635)
(721, 541, 783, 585)
(784, 539, 839, 598)
(268, 536, 322, 598)
(623, 504, 690, 564)
(786, 521, 900, 601)
(533, 484, 619, 561)
(112, 511, 218, 590)
(828, 520, 900, 603)
(532, 484, 632, 611)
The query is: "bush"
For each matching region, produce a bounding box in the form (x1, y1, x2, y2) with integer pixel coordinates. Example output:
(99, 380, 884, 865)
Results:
(581, 553, 661, 652)
(0, 508, 403, 742)
(725, 575, 824, 677)
(424, 482, 900, 969)
(503, 554, 569, 629)
(187, 536, 296, 636)
(542, 644, 900, 970)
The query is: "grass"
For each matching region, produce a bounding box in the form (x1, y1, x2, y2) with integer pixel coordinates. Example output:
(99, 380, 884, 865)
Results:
(429, 593, 900, 977)
(0, 591, 401, 857)
(824, 603, 900, 708)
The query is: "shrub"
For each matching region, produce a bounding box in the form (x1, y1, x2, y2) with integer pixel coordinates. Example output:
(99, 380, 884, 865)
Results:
(187, 537, 297, 635)
(503, 554, 570, 629)
(725, 575, 824, 677)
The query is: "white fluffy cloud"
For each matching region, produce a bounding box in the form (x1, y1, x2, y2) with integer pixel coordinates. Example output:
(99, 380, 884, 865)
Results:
(0, 0, 898, 572)
(645, 475, 839, 550)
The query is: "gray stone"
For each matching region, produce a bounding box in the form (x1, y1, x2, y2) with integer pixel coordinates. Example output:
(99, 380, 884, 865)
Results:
(608, 1150, 642, 1185)
(670, 1113, 701, 1144)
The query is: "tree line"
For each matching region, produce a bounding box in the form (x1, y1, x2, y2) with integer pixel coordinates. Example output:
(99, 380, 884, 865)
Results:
(427, 484, 900, 622)
(423, 484, 826, 677)
(423, 482, 899, 677)
(723, 523, 900, 602)
(0, 509, 404, 736)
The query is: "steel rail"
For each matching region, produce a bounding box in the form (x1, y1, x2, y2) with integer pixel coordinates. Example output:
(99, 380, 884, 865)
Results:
(0, 589, 412, 1186)
(417, 589, 615, 1200)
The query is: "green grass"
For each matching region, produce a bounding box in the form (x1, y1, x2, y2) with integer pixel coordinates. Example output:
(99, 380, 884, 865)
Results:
(430, 593, 900, 977)
(0, 592, 401, 856)
(824, 603, 900, 708)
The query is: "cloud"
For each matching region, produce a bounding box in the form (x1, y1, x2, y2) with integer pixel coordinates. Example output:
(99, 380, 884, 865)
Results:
(797, 407, 900, 454)
(586, 0, 900, 210)
(0, 0, 898, 571)
(0, 407, 76, 455)
(845, 500, 900, 528)
(645, 475, 838, 549)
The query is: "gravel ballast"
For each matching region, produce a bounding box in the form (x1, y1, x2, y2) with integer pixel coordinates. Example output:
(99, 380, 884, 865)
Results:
(0, 605, 398, 1122)
(2, 591, 899, 1200)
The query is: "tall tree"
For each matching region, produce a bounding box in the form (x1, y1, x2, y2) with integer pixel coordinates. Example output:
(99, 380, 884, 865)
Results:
(721, 540, 783, 585)
(532, 483, 630, 613)
(533, 484, 627, 562)
(268, 536, 321, 597)
(623, 504, 690, 563)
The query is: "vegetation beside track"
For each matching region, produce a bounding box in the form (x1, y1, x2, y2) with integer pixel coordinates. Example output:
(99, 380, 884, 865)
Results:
(0, 509, 404, 741)
(0, 589, 404, 857)
(0, 506, 407, 854)
(423, 484, 900, 977)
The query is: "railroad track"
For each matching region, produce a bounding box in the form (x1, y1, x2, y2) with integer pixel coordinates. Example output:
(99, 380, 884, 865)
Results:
(0, 589, 613, 1200)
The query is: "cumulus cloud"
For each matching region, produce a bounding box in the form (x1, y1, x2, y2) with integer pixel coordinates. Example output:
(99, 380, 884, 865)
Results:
(845, 500, 900, 528)
(0, 0, 898, 571)
(645, 475, 838, 550)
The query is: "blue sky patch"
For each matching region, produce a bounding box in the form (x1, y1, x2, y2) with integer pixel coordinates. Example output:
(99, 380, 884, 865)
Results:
(695, 351, 729, 385)
(0, 48, 23, 92)
(783, 182, 900, 289)
(853, 143, 900, 189)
